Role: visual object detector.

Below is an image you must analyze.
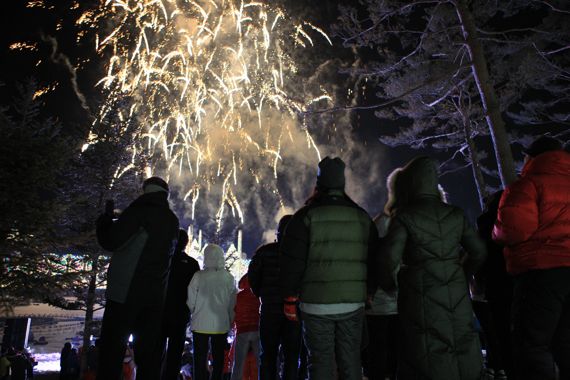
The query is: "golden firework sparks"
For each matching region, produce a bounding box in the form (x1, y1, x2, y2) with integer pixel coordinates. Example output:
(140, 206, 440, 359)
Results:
(91, 0, 332, 231)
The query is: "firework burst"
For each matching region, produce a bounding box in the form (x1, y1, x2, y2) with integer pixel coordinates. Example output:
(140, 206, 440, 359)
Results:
(91, 0, 332, 232)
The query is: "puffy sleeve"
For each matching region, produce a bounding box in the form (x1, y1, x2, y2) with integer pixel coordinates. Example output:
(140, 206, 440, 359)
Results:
(493, 178, 539, 246)
(187, 272, 200, 313)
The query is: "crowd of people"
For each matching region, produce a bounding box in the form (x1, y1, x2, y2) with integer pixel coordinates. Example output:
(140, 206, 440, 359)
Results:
(85, 135, 569, 380)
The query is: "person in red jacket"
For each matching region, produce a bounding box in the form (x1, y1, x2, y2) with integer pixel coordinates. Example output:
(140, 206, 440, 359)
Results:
(231, 274, 260, 380)
(493, 136, 570, 380)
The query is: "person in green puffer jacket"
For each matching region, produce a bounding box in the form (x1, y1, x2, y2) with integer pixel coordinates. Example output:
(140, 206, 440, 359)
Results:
(279, 156, 379, 380)
(378, 156, 487, 380)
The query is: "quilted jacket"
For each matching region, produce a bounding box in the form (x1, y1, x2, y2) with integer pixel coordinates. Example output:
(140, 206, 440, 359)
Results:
(492, 151, 570, 274)
(378, 157, 487, 380)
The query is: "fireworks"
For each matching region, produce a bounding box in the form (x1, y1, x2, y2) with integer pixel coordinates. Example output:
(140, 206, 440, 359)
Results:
(91, 0, 331, 232)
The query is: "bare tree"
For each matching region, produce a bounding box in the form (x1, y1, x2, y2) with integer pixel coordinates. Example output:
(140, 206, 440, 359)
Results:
(334, 0, 570, 189)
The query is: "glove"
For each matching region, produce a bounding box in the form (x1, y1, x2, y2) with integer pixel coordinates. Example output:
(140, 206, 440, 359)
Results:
(284, 296, 299, 322)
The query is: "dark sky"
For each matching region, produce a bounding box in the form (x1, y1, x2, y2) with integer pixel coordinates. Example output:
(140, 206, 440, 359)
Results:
(0, 0, 521, 254)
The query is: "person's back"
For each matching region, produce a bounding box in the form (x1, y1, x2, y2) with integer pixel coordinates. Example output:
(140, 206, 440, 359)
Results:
(231, 275, 260, 380)
(493, 149, 570, 274)
(379, 156, 486, 380)
(161, 229, 200, 380)
(493, 137, 570, 380)
(188, 244, 236, 380)
(249, 242, 281, 314)
(280, 157, 378, 380)
(96, 177, 179, 380)
(249, 215, 302, 380)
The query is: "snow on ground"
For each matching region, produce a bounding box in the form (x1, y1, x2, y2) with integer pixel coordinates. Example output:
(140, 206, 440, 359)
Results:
(33, 352, 61, 373)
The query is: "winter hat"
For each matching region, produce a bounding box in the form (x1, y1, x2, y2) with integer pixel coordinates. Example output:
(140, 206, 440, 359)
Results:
(276, 214, 293, 242)
(203, 243, 225, 269)
(523, 136, 562, 157)
(316, 156, 346, 190)
(143, 176, 169, 193)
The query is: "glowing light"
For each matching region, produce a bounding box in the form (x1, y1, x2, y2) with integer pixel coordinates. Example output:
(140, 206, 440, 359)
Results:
(91, 0, 332, 231)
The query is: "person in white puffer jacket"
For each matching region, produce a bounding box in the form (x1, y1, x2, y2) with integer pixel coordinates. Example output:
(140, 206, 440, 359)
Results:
(187, 243, 237, 380)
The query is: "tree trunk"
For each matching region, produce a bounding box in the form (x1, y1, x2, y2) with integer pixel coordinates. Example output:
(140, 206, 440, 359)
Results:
(454, 0, 517, 187)
(462, 118, 488, 211)
(80, 255, 99, 378)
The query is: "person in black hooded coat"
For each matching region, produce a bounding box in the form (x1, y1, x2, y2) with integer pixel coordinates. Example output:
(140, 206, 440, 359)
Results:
(96, 177, 179, 380)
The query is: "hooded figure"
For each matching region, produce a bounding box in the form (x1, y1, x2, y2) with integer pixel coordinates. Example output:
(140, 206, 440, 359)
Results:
(378, 156, 487, 380)
(187, 244, 236, 380)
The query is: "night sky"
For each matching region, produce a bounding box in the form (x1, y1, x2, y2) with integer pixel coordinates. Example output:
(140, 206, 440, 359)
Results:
(1, 0, 566, 254)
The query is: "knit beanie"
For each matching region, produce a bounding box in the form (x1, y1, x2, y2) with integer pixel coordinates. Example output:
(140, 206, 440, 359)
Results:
(316, 156, 346, 190)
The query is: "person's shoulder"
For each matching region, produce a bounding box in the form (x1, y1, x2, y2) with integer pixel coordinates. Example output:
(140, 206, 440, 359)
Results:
(255, 242, 278, 255)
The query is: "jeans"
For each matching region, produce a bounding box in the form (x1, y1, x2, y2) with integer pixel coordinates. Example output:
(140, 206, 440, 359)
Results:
(259, 312, 302, 380)
(97, 299, 164, 380)
(512, 267, 570, 380)
(301, 308, 364, 380)
(193, 332, 227, 380)
(231, 331, 260, 380)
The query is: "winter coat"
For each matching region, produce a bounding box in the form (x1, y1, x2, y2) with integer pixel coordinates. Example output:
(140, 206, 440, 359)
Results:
(492, 150, 570, 274)
(234, 275, 260, 334)
(280, 189, 378, 304)
(378, 157, 487, 380)
(163, 248, 200, 326)
(97, 191, 179, 304)
(476, 192, 512, 302)
(368, 214, 397, 316)
(248, 242, 281, 314)
(187, 246, 236, 333)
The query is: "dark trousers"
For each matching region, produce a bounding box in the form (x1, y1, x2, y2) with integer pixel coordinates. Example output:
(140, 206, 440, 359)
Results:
(363, 314, 399, 380)
(512, 267, 570, 380)
(473, 299, 513, 377)
(160, 319, 189, 380)
(301, 308, 364, 380)
(259, 311, 302, 380)
(192, 332, 227, 380)
(97, 299, 164, 380)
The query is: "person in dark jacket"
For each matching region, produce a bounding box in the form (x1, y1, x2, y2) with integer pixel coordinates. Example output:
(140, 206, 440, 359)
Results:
(279, 156, 379, 380)
(161, 229, 200, 380)
(378, 156, 487, 380)
(96, 176, 180, 380)
(493, 136, 570, 380)
(248, 214, 302, 380)
(474, 190, 512, 379)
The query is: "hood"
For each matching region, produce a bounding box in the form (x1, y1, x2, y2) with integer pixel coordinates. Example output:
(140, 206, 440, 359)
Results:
(203, 244, 225, 269)
(238, 274, 250, 290)
(522, 150, 570, 177)
(399, 156, 440, 200)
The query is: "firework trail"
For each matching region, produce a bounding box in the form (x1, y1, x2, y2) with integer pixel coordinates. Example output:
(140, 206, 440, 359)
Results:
(90, 0, 332, 232)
